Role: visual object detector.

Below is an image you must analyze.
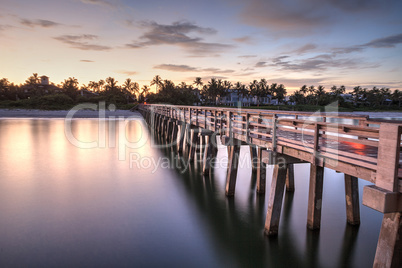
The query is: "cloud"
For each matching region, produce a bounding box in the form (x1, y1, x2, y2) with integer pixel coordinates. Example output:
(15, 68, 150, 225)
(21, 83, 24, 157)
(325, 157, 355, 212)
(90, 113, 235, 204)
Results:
(80, 60, 94, 62)
(290, 43, 317, 54)
(238, 55, 257, 58)
(197, 75, 229, 81)
(202, 68, 235, 74)
(237, 0, 329, 34)
(80, 0, 116, 8)
(364, 33, 402, 48)
(54, 34, 111, 51)
(332, 33, 402, 55)
(270, 54, 379, 72)
(255, 61, 268, 68)
(20, 19, 61, 28)
(126, 20, 234, 56)
(153, 64, 235, 74)
(234, 0, 394, 35)
(0, 24, 13, 31)
(116, 70, 138, 76)
(233, 71, 259, 77)
(233, 36, 253, 44)
(154, 64, 198, 72)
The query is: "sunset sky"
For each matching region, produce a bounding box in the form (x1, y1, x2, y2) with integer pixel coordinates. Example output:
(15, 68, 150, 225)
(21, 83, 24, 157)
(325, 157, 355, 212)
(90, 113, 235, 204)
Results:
(1, 0, 402, 92)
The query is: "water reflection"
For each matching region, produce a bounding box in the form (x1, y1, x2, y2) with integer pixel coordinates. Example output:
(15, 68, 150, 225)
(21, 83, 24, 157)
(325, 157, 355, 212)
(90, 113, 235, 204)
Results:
(153, 124, 382, 268)
(0, 118, 384, 267)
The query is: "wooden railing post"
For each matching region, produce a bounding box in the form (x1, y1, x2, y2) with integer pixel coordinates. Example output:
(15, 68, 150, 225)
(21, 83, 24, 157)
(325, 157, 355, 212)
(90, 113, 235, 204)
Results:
(226, 111, 232, 138)
(256, 147, 267, 194)
(214, 110, 217, 132)
(307, 122, 324, 230)
(272, 114, 278, 152)
(246, 113, 250, 143)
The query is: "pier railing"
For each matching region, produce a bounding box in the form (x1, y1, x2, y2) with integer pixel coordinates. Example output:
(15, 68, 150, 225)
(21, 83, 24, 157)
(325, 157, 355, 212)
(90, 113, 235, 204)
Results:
(139, 104, 401, 191)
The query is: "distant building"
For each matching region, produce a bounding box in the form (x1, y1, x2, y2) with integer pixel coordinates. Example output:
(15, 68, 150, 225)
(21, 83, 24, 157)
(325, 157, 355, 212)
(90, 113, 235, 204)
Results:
(40, 76, 49, 86)
(221, 89, 277, 106)
(21, 75, 60, 96)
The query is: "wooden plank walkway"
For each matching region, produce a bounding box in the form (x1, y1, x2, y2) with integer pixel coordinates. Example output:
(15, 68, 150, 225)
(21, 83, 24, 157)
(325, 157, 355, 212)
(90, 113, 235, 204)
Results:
(138, 104, 402, 268)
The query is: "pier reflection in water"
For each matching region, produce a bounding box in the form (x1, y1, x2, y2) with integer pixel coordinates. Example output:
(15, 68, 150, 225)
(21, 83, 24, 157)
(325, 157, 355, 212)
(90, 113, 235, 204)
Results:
(154, 128, 382, 268)
(0, 118, 384, 267)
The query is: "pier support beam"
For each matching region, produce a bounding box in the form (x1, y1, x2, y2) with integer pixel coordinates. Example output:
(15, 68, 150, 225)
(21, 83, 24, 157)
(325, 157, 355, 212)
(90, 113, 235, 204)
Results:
(307, 164, 324, 230)
(188, 128, 199, 161)
(177, 122, 186, 153)
(285, 164, 295, 192)
(202, 134, 214, 175)
(250, 145, 258, 173)
(166, 120, 173, 143)
(171, 121, 178, 149)
(373, 212, 402, 268)
(256, 147, 266, 194)
(344, 174, 360, 225)
(264, 164, 287, 235)
(225, 144, 241, 196)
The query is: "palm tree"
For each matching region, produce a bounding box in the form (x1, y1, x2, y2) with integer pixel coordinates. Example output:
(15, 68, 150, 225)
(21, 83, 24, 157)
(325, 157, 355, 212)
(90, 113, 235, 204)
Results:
(88, 81, 99, 92)
(274, 84, 287, 104)
(315, 85, 325, 105)
(300, 85, 308, 96)
(122, 78, 139, 101)
(150, 75, 163, 93)
(179, 82, 187, 89)
(392, 89, 402, 107)
(141, 85, 150, 95)
(140, 85, 150, 102)
(380, 87, 391, 105)
(105, 77, 120, 93)
(269, 83, 277, 99)
(62, 77, 79, 98)
(25, 73, 40, 85)
(193, 77, 203, 89)
(24, 73, 41, 95)
(249, 80, 260, 105)
(98, 79, 105, 92)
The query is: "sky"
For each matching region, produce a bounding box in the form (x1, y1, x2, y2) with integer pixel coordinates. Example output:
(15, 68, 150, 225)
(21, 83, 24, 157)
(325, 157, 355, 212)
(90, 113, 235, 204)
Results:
(1, 0, 402, 93)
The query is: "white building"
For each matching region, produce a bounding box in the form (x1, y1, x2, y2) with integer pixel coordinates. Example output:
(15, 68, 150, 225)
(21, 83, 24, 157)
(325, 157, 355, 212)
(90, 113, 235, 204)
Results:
(40, 75, 49, 86)
(221, 89, 276, 106)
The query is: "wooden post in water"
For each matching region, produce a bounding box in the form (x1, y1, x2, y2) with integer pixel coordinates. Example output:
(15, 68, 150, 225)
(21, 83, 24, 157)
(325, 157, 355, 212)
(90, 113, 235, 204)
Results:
(256, 147, 266, 194)
(344, 174, 360, 225)
(177, 122, 185, 153)
(225, 144, 241, 196)
(307, 164, 324, 230)
(250, 145, 258, 173)
(285, 164, 295, 192)
(171, 120, 178, 150)
(307, 123, 324, 230)
(166, 120, 173, 143)
(203, 134, 213, 175)
(264, 164, 287, 235)
(183, 124, 190, 158)
(188, 128, 199, 161)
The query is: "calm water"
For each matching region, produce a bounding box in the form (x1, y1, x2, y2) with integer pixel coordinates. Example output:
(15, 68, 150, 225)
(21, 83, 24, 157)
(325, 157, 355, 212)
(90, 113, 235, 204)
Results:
(0, 114, 386, 267)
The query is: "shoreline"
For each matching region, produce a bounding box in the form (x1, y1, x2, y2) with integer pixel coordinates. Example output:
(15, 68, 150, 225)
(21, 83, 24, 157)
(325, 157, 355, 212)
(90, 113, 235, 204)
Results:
(0, 108, 401, 119)
(0, 108, 140, 118)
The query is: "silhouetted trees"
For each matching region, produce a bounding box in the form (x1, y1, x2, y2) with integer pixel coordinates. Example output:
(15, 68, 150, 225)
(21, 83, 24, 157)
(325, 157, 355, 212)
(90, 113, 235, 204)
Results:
(0, 73, 400, 109)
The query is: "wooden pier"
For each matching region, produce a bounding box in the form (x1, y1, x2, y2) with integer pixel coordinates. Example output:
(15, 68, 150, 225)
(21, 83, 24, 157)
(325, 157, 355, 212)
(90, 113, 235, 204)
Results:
(138, 104, 402, 268)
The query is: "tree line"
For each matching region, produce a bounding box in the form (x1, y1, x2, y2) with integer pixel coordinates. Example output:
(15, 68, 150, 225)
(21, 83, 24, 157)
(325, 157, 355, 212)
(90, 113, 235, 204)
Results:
(0, 73, 401, 109)
(290, 85, 402, 107)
